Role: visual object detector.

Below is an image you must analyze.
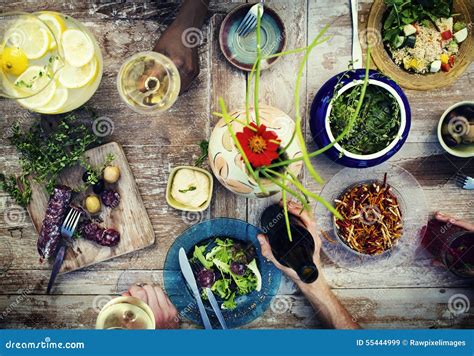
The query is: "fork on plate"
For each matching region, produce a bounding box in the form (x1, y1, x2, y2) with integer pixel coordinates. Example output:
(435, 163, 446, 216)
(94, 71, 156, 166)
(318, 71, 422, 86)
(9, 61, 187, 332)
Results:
(236, 1, 265, 38)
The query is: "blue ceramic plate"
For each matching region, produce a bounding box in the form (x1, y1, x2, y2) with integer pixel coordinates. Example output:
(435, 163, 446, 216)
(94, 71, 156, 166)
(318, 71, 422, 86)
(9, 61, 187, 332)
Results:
(164, 218, 281, 329)
(309, 69, 411, 168)
(219, 4, 286, 71)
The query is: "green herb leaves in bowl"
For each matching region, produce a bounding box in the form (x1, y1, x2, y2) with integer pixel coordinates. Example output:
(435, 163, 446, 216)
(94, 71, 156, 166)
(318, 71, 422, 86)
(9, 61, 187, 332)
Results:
(329, 83, 401, 156)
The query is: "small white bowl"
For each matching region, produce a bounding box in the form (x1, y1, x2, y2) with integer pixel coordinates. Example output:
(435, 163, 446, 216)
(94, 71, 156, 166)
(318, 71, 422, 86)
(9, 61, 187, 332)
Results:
(166, 166, 213, 212)
(437, 101, 474, 158)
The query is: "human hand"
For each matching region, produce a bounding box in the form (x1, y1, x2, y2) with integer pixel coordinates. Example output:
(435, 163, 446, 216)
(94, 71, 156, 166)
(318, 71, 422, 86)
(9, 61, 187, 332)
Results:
(122, 284, 179, 329)
(153, 23, 200, 95)
(257, 200, 326, 287)
(434, 211, 474, 231)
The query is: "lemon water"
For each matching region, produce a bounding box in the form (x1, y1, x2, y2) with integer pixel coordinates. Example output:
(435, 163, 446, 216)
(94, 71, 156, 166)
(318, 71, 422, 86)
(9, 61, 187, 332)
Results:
(1, 11, 103, 114)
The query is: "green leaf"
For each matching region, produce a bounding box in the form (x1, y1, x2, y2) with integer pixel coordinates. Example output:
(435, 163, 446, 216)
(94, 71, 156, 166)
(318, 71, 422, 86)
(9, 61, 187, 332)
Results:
(193, 245, 213, 269)
(247, 259, 262, 292)
(222, 293, 237, 310)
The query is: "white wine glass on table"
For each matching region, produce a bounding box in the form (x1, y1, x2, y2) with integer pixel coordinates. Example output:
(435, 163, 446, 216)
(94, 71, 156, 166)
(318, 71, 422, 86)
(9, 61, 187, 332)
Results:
(96, 296, 156, 330)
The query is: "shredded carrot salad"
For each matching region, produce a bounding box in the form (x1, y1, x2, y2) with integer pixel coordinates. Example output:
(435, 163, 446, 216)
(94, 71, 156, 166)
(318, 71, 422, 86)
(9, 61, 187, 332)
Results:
(334, 175, 403, 255)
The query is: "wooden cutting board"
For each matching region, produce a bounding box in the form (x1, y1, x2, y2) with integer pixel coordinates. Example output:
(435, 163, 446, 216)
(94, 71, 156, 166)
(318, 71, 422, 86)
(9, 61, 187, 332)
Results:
(27, 142, 155, 273)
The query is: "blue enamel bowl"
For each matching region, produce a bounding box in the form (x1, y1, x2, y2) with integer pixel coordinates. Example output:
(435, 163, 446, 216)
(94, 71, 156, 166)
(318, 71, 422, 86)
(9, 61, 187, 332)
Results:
(309, 69, 411, 168)
(164, 218, 281, 329)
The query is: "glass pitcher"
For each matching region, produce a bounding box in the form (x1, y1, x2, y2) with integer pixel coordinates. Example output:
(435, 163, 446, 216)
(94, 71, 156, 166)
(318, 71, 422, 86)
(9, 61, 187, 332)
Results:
(1, 11, 104, 114)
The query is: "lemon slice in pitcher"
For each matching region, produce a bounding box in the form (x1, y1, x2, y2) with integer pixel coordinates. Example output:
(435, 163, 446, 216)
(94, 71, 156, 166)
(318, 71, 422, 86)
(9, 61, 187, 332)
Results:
(38, 12, 66, 50)
(58, 58, 97, 88)
(16, 66, 56, 109)
(37, 86, 68, 113)
(62, 29, 94, 67)
(6, 20, 50, 59)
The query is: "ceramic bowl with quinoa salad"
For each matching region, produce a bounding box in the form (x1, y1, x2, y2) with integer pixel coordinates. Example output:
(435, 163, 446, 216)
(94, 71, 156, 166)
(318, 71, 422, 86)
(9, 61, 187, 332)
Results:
(382, 0, 469, 74)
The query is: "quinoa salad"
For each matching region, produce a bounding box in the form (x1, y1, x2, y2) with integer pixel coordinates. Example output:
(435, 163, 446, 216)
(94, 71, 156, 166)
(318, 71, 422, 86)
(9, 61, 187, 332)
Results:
(383, 0, 469, 74)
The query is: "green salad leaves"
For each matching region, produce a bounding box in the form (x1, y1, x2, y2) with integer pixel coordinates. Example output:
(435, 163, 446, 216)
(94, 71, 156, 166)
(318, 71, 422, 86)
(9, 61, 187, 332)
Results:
(191, 238, 262, 310)
(383, 0, 453, 45)
(330, 83, 401, 155)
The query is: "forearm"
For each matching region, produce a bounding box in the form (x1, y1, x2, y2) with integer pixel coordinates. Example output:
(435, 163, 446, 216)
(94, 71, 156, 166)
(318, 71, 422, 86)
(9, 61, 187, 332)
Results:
(173, 0, 210, 29)
(297, 277, 361, 329)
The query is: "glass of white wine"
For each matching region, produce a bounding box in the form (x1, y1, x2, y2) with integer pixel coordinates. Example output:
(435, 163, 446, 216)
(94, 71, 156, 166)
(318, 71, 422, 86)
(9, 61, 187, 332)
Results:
(96, 296, 155, 330)
(117, 51, 181, 114)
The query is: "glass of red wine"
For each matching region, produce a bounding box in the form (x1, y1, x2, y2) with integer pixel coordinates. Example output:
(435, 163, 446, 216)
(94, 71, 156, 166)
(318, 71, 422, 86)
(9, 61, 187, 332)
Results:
(422, 219, 474, 277)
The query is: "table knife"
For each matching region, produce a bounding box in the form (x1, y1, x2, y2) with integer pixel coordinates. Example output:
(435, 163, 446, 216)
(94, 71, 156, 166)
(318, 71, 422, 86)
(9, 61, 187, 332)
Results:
(205, 288, 228, 329)
(46, 245, 66, 294)
(350, 0, 363, 69)
(178, 248, 212, 329)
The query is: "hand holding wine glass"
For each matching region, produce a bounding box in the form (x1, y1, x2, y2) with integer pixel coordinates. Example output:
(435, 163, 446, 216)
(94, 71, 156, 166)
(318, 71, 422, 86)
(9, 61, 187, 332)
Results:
(152, 0, 210, 94)
(122, 284, 180, 329)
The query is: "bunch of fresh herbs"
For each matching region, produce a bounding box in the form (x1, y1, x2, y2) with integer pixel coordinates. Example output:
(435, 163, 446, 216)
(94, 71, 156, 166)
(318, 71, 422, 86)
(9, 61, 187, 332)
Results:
(1, 114, 103, 207)
(383, 0, 453, 45)
(330, 83, 401, 155)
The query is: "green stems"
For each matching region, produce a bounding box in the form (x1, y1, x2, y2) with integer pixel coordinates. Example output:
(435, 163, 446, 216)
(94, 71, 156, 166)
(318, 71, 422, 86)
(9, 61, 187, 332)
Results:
(292, 26, 331, 185)
(212, 112, 257, 131)
(246, 61, 258, 125)
(280, 181, 293, 242)
(254, 5, 262, 126)
(261, 170, 309, 211)
(219, 98, 266, 194)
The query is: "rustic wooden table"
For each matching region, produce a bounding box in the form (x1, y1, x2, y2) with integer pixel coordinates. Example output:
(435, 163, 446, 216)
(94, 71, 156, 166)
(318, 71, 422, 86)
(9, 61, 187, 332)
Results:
(0, 0, 473, 329)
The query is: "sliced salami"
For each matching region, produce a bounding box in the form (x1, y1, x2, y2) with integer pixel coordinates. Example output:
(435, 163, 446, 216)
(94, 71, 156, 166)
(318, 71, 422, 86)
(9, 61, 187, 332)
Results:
(37, 186, 72, 259)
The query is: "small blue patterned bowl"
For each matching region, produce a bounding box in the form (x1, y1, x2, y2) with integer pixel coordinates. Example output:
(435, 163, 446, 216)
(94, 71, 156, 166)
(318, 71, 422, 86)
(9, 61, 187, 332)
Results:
(164, 218, 281, 329)
(309, 69, 411, 168)
(219, 4, 286, 71)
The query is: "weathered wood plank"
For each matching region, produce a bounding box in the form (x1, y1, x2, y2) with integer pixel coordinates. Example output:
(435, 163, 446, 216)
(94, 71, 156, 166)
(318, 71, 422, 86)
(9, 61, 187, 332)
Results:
(0, 263, 472, 297)
(1, 288, 472, 329)
(0, 1, 244, 20)
(209, 13, 248, 220)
